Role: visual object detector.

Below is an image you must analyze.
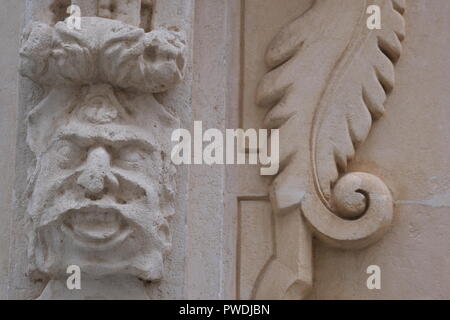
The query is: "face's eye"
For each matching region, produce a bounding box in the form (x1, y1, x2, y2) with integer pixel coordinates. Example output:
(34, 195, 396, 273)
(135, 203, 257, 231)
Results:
(54, 140, 84, 169)
(115, 146, 147, 164)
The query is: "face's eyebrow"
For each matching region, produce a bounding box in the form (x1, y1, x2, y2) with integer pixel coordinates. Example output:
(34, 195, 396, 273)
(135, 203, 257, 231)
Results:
(52, 125, 162, 152)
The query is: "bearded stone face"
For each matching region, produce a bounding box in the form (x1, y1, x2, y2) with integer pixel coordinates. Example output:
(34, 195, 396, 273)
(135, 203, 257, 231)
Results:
(19, 16, 185, 286)
(27, 84, 177, 281)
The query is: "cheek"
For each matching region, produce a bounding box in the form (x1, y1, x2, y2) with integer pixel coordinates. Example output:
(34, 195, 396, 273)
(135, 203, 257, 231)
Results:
(143, 180, 161, 205)
(35, 158, 59, 183)
(140, 158, 163, 179)
(156, 222, 171, 250)
(39, 154, 77, 184)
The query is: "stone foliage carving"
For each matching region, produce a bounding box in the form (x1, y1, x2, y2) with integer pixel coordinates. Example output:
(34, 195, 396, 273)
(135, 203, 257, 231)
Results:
(19, 15, 186, 287)
(255, 0, 405, 299)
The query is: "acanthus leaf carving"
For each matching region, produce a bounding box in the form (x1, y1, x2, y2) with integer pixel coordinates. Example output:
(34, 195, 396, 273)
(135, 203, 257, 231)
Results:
(255, 0, 405, 299)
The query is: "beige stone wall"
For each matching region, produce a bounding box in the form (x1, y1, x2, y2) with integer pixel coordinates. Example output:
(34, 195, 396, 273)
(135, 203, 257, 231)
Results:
(0, 0, 449, 300)
(0, 0, 25, 299)
(311, 0, 450, 299)
(235, 0, 450, 300)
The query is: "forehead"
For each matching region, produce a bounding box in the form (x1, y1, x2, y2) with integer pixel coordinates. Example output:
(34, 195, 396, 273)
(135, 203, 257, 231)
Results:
(52, 121, 164, 152)
(27, 85, 179, 155)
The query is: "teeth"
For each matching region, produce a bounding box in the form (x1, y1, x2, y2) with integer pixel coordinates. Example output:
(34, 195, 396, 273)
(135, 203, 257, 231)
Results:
(71, 209, 119, 224)
(66, 208, 123, 242)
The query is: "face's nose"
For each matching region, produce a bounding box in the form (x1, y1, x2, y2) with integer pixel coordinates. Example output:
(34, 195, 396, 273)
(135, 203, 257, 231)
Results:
(77, 146, 119, 199)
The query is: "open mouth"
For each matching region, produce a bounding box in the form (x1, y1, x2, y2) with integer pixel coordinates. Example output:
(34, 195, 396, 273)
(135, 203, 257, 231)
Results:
(61, 206, 131, 249)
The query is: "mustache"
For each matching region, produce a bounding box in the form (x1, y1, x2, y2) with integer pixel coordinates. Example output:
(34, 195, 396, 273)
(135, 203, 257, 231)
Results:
(29, 169, 158, 228)
(39, 202, 130, 229)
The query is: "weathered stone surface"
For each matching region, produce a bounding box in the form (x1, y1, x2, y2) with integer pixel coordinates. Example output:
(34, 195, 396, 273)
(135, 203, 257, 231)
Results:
(236, 0, 450, 300)
(5, 0, 193, 300)
(0, 0, 25, 300)
(19, 13, 185, 299)
(0, 0, 449, 300)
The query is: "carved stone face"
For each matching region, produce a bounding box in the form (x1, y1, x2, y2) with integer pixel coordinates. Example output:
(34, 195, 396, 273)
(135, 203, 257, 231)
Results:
(19, 17, 185, 287)
(27, 84, 177, 281)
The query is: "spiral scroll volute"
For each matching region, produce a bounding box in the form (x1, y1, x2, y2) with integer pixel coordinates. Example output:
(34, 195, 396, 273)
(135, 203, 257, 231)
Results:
(301, 172, 393, 250)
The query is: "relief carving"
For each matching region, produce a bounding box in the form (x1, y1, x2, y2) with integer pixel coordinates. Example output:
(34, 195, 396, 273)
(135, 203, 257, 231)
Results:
(19, 5, 186, 298)
(255, 0, 405, 299)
